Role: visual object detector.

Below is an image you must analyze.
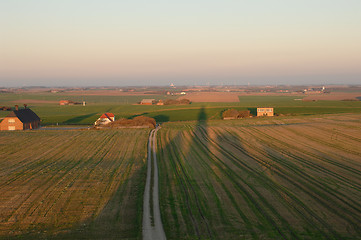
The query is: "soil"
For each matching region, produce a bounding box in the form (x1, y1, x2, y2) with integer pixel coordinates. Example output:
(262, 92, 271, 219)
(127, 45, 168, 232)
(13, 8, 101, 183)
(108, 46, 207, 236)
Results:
(178, 92, 241, 102)
(10, 99, 58, 104)
(302, 92, 361, 101)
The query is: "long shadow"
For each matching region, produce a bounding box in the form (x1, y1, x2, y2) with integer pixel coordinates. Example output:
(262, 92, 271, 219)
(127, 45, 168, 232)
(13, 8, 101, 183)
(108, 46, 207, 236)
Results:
(213, 129, 293, 239)
(63, 113, 98, 124)
(157, 107, 215, 239)
(212, 123, 361, 239)
(183, 107, 214, 238)
(128, 114, 170, 123)
(128, 112, 148, 119)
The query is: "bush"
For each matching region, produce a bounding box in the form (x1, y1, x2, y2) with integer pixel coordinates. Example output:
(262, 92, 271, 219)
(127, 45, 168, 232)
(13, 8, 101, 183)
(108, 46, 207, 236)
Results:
(163, 99, 191, 105)
(107, 116, 156, 128)
(164, 99, 179, 105)
(179, 99, 191, 104)
(222, 109, 250, 119)
(222, 109, 239, 119)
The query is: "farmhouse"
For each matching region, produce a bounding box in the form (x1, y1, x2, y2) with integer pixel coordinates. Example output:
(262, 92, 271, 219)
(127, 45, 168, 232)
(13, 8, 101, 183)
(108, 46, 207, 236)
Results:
(257, 107, 274, 117)
(140, 99, 156, 105)
(59, 100, 70, 105)
(94, 113, 115, 126)
(0, 105, 40, 131)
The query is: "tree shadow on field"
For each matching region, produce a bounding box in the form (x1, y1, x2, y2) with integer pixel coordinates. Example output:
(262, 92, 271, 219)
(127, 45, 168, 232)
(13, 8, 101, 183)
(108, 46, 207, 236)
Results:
(63, 113, 98, 124)
(128, 112, 148, 119)
(212, 124, 349, 239)
(212, 127, 286, 239)
(184, 107, 214, 238)
(153, 114, 169, 123)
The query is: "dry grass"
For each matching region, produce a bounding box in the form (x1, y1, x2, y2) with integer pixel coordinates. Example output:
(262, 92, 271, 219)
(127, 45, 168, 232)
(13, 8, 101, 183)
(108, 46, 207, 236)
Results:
(107, 116, 156, 128)
(178, 92, 241, 102)
(303, 92, 361, 101)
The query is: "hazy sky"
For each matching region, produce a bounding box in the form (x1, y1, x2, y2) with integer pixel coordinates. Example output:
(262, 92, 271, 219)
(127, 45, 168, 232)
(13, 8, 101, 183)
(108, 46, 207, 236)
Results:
(1, 0, 361, 87)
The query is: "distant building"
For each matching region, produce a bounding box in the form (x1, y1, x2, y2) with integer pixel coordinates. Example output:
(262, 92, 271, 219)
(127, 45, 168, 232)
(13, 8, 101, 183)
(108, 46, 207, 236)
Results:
(257, 108, 274, 117)
(140, 99, 156, 105)
(156, 100, 164, 105)
(0, 105, 40, 131)
(94, 113, 115, 126)
(59, 100, 70, 105)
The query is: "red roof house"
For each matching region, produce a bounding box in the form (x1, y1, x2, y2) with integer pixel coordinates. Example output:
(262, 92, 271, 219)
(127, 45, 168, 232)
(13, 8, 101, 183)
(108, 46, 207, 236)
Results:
(94, 113, 115, 126)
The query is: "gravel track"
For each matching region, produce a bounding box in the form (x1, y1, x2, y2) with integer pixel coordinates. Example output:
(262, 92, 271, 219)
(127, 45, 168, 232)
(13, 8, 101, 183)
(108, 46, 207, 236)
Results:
(143, 127, 166, 240)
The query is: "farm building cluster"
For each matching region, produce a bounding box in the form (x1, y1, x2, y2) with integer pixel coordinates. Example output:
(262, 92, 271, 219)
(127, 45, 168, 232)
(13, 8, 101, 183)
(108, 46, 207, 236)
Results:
(140, 99, 191, 105)
(0, 102, 274, 131)
(140, 99, 164, 105)
(222, 107, 274, 120)
(59, 100, 86, 106)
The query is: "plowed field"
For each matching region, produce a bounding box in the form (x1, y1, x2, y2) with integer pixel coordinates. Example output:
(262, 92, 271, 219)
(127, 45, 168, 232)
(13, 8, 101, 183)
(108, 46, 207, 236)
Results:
(157, 114, 361, 239)
(0, 129, 149, 239)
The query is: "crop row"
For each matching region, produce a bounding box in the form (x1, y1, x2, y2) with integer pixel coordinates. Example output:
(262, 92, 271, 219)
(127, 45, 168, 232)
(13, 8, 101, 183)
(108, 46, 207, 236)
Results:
(0, 129, 149, 239)
(157, 114, 361, 239)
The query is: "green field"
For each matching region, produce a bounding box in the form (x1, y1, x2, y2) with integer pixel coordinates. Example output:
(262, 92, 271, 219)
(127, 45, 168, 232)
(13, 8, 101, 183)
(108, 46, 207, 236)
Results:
(157, 112, 361, 239)
(1, 93, 361, 125)
(0, 129, 149, 239)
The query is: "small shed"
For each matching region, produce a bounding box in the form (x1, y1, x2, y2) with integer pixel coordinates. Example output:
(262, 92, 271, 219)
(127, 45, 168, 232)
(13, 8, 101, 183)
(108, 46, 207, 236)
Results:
(257, 108, 274, 117)
(0, 105, 41, 130)
(94, 113, 115, 126)
(156, 100, 164, 105)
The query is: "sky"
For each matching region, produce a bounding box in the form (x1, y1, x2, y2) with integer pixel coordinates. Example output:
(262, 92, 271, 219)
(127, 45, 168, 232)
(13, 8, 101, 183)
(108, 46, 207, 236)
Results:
(1, 0, 361, 87)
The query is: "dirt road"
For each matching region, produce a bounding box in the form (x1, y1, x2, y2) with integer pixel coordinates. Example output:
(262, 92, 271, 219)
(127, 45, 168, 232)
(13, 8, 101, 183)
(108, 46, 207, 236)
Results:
(142, 127, 166, 240)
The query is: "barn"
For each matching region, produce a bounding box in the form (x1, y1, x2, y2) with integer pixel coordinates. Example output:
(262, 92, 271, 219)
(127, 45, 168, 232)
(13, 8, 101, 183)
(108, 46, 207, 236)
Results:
(94, 113, 115, 126)
(257, 107, 274, 117)
(0, 105, 41, 131)
(140, 99, 156, 105)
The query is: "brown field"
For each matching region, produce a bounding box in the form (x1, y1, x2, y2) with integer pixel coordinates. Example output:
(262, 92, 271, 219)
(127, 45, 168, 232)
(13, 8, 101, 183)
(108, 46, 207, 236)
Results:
(157, 113, 361, 239)
(178, 92, 241, 102)
(303, 92, 361, 101)
(0, 129, 149, 239)
(10, 99, 59, 104)
(62, 90, 156, 96)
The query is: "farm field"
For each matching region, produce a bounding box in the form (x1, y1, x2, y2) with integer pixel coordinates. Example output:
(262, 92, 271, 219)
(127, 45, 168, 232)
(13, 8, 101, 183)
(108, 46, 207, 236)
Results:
(1, 92, 361, 125)
(0, 129, 149, 239)
(157, 112, 361, 239)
